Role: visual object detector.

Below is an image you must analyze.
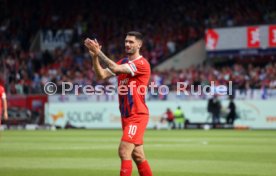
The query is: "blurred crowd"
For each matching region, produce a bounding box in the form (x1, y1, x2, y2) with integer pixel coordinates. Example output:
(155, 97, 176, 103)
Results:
(151, 62, 276, 91)
(4, 55, 276, 95)
(1, 0, 276, 95)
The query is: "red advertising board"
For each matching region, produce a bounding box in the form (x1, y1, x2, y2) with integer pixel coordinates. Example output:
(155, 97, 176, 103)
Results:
(269, 25, 276, 47)
(205, 29, 219, 50)
(7, 95, 48, 111)
(247, 26, 260, 48)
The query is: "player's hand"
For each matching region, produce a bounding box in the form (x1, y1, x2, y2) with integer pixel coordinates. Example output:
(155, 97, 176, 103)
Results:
(88, 50, 96, 58)
(88, 46, 102, 58)
(84, 38, 101, 56)
(84, 38, 95, 53)
(4, 111, 8, 120)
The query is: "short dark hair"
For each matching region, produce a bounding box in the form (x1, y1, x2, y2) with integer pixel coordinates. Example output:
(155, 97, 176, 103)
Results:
(127, 31, 143, 41)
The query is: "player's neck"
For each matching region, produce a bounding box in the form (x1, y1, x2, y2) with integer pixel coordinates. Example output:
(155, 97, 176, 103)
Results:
(128, 53, 141, 61)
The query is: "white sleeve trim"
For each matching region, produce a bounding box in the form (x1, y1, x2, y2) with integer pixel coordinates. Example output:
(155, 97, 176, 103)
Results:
(2, 93, 6, 99)
(106, 68, 116, 76)
(124, 64, 135, 76)
(129, 62, 137, 72)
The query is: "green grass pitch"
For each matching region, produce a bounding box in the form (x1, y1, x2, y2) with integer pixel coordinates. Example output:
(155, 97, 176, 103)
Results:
(0, 129, 276, 176)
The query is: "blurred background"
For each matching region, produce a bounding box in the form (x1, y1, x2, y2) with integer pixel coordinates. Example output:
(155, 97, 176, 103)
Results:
(1, 0, 276, 130)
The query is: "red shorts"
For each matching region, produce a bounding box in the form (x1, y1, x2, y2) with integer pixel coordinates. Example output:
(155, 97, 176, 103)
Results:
(121, 114, 149, 145)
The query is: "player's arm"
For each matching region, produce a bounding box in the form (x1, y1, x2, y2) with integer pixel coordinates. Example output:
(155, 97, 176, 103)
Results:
(2, 93, 8, 120)
(85, 38, 132, 75)
(96, 50, 132, 75)
(89, 51, 115, 80)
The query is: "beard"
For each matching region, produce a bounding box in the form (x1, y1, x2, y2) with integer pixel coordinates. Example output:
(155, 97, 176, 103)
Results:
(125, 48, 136, 55)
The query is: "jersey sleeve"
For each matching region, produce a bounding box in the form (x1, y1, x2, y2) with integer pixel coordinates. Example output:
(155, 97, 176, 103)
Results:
(2, 93, 6, 99)
(116, 59, 123, 65)
(0, 86, 6, 99)
(104, 59, 123, 76)
(126, 59, 150, 77)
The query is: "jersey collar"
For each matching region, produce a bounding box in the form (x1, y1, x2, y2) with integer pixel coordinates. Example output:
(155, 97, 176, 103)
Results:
(128, 55, 142, 62)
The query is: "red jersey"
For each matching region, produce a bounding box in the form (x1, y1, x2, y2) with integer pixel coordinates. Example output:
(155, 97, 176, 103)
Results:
(116, 56, 151, 118)
(166, 111, 174, 121)
(0, 85, 6, 111)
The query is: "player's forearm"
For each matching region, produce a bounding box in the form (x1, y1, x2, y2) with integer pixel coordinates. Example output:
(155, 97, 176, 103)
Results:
(97, 50, 119, 73)
(3, 99, 7, 114)
(92, 56, 107, 80)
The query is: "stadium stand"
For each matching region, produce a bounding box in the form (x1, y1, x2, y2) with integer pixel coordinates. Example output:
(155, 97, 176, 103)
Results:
(1, 0, 276, 96)
(1, 0, 276, 130)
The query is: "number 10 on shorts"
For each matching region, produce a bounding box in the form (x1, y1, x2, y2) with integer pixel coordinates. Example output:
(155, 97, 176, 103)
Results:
(128, 125, 137, 136)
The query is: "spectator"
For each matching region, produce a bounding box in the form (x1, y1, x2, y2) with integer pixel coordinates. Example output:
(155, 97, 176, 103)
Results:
(174, 106, 185, 129)
(207, 95, 221, 124)
(161, 108, 175, 130)
(0, 83, 8, 124)
(226, 95, 236, 125)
